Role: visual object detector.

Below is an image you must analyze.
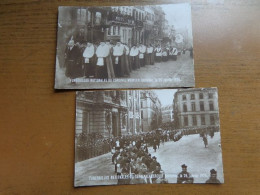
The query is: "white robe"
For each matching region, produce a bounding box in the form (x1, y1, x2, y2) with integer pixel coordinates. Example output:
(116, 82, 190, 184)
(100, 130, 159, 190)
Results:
(83, 45, 95, 63)
(113, 45, 125, 56)
(96, 44, 110, 66)
(130, 47, 139, 57)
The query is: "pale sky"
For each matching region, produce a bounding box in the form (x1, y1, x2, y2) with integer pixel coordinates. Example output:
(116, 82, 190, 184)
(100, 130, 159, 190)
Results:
(160, 3, 193, 40)
(153, 89, 177, 107)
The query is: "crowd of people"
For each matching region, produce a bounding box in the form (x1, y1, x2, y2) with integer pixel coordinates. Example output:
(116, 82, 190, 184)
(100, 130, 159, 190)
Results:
(110, 132, 168, 184)
(76, 128, 221, 184)
(63, 38, 184, 82)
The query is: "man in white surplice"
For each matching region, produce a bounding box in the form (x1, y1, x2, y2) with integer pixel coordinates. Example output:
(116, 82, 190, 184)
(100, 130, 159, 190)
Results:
(112, 42, 125, 77)
(82, 42, 95, 78)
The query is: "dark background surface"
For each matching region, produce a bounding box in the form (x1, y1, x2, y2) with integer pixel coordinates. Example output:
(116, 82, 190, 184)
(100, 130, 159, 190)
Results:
(0, 0, 259, 194)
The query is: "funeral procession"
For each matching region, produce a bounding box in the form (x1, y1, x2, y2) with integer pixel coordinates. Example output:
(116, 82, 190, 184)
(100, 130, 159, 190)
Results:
(74, 88, 224, 186)
(55, 4, 194, 89)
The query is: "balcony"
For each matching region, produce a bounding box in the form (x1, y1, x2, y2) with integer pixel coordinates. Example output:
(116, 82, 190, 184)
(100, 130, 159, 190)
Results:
(108, 14, 135, 26)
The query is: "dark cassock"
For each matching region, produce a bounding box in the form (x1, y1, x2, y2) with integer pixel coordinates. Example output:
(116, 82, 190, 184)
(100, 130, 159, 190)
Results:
(112, 42, 125, 77)
(155, 46, 162, 62)
(129, 46, 140, 70)
(169, 47, 178, 61)
(64, 40, 83, 80)
(106, 41, 116, 79)
(124, 44, 130, 75)
(139, 44, 146, 67)
(146, 45, 154, 65)
(82, 42, 96, 78)
(95, 42, 112, 80)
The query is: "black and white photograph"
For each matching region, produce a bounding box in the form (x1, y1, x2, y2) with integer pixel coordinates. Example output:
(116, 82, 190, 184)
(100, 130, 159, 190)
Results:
(55, 3, 194, 89)
(74, 88, 224, 186)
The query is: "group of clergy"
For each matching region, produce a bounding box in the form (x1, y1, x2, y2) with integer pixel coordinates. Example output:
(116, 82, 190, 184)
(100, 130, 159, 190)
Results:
(64, 39, 178, 81)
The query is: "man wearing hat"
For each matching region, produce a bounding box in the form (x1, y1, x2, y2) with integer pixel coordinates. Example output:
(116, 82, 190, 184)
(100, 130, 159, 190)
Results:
(177, 164, 194, 183)
(64, 39, 82, 81)
(205, 169, 221, 184)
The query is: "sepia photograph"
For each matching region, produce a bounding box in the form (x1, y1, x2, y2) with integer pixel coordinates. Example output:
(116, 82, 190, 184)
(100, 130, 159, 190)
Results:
(55, 3, 194, 89)
(74, 88, 224, 186)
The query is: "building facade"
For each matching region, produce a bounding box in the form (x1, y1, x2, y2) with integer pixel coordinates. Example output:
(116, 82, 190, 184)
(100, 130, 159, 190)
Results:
(161, 104, 174, 123)
(76, 91, 128, 138)
(140, 91, 162, 132)
(58, 6, 167, 47)
(127, 90, 141, 134)
(173, 88, 219, 129)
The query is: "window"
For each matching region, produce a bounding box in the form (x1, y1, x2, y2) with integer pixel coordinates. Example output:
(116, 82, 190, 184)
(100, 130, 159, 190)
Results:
(113, 25, 116, 35)
(182, 95, 186, 101)
(141, 111, 143, 119)
(184, 116, 188, 126)
(87, 11, 91, 23)
(192, 116, 197, 126)
(210, 115, 215, 125)
(135, 100, 138, 110)
(82, 111, 89, 134)
(77, 9, 87, 25)
(200, 102, 205, 111)
(201, 115, 205, 125)
(208, 93, 213, 99)
(199, 93, 203, 99)
(191, 94, 195, 100)
(209, 102, 214, 111)
(95, 12, 101, 25)
(76, 109, 83, 134)
(191, 102, 196, 111)
(183, 104, 187, 112)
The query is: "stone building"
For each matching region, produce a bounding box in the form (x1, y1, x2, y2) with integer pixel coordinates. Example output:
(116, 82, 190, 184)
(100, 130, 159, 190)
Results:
(173, 88, 219, 129)
(140, 91, 162, 132)
(108, 6, 135, 45)
(76, 91, 128, 138)
(161, 104, 174, 123)
(143, 6, 155, 45)
(127, 90, 142, 134)
(152, 6, 166, 45)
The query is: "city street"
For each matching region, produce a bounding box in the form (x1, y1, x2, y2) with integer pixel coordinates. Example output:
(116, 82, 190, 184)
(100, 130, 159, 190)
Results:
(129, 52, 194, 81)
(75, 132, 223, 186)
(55, 52, 194, 89)
(75, 152, 117, 186)
(148, 132, 224, 183)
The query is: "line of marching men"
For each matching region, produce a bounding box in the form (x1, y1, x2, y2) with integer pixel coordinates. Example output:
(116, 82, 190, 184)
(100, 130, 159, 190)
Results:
(64, 39, 179, 81)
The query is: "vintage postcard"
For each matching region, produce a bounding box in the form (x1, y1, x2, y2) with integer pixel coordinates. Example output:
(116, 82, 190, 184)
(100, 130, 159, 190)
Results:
(74, 88, 224, 186)
(55, 3, 194, 89)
